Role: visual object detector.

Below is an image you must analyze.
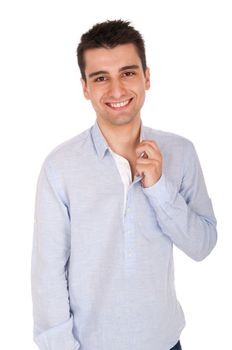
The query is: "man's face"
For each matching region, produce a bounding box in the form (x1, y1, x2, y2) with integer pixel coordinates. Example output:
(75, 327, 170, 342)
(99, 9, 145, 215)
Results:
(81, 43, 150, 126)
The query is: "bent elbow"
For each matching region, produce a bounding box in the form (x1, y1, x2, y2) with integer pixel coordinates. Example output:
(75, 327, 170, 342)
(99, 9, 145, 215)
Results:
(191, 225, 218, 262)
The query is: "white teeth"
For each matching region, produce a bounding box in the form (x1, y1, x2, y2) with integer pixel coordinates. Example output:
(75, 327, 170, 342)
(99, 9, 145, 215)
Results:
(109, 99, 131, 108)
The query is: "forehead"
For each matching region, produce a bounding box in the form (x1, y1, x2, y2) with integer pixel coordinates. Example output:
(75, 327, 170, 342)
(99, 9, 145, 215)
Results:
(84, 43, 142, 72)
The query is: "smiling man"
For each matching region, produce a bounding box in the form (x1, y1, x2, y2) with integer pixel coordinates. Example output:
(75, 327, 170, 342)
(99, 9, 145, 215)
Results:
(31, 20, 217, 350)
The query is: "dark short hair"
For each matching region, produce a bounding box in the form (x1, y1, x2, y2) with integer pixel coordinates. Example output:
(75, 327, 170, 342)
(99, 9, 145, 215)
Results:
(77, 19, 147, 82)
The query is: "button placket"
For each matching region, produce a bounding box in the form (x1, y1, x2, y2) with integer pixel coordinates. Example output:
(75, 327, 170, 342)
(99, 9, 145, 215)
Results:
(123, 186, 137, 271)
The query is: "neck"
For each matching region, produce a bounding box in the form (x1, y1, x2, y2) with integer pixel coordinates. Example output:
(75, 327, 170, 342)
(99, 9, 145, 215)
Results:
(96, 117, 142, 155)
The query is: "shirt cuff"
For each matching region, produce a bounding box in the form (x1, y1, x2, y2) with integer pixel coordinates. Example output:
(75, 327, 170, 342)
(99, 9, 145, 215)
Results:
(34, 315, 80, 350)
(142, 173, 176, 207)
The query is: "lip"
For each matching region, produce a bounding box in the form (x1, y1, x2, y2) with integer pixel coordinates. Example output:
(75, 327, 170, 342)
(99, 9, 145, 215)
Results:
(105, 98, 133, 111)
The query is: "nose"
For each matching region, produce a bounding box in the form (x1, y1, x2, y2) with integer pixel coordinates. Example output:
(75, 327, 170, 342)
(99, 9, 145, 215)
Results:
(108, 78, 127, 100)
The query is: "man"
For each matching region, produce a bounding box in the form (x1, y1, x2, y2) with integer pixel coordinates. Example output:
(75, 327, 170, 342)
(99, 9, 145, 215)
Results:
(31, 20, 217, 350)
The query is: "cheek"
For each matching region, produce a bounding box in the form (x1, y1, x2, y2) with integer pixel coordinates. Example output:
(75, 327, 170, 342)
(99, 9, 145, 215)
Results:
(87, 90, 99, 102)
(127, 79, 145, 93)
(89, 85, 106, 101)
(135, 86, 146, 100)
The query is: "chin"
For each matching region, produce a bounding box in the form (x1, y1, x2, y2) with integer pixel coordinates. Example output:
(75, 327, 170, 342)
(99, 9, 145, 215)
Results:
(107, 114, 138, 126)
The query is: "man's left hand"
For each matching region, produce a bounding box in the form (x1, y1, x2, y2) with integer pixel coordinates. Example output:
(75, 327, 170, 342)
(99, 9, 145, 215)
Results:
(135, 140, 162, 188)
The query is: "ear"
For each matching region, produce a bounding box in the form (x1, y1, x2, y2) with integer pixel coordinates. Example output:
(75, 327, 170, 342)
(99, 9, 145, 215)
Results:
(144, 67, 151, 90)
(81, 78, 90, 100)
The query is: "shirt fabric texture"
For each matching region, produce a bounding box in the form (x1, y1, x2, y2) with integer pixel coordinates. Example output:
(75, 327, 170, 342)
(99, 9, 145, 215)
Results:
(31, 120, 217, 350)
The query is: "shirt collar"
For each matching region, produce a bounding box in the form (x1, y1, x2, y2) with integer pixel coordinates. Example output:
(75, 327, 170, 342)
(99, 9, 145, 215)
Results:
(91, 119, 145, 160)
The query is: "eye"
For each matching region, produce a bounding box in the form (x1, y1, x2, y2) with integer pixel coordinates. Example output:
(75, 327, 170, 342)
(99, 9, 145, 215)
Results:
(94, 76, 107, 82)
(122, 71, 136, 78)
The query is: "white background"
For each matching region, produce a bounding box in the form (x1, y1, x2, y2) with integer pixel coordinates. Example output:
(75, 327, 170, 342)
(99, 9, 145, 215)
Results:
(0, 0, 231, 349)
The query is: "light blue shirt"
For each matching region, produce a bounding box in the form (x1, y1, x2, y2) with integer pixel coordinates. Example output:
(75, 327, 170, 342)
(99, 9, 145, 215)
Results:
(31, 120, 217, 350)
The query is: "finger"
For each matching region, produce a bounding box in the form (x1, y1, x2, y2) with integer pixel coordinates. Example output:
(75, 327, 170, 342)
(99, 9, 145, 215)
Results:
(139, 151, 148, 159)
(139, 139, 160, 151)
(136, 140, 160, 156)
(136, 158, 161, 167)
(135, 144, 156, 159)
(136, 143, 161, 160)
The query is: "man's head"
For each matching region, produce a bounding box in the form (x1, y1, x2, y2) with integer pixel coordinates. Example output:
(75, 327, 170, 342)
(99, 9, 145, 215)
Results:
(76, 20, 150, 127)
(77, 19, 147, 83)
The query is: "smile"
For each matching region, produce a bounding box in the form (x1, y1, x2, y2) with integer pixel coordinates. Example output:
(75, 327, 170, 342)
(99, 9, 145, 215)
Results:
(106, 98, 133, 109)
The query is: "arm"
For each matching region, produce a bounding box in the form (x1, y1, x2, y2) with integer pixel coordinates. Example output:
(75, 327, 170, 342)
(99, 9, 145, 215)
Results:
(136, 140, 217, 261)
(31, 159, 80, 350)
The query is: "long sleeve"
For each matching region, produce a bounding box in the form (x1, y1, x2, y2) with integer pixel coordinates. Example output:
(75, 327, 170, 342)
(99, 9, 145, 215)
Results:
(142, 141, 217, 261)
(31, 159, 80, 350)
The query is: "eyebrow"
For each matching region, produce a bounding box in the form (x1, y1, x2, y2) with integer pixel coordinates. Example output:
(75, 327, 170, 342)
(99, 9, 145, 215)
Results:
(88, 65, 140, 79)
